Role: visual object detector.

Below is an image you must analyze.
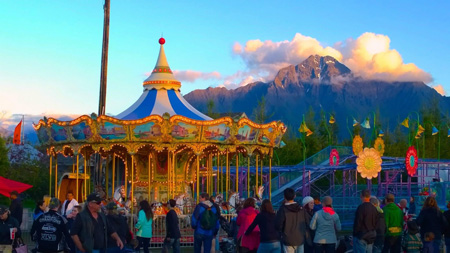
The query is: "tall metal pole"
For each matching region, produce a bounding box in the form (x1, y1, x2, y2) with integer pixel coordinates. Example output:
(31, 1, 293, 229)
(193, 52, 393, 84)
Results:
(98, 0, 110, 116)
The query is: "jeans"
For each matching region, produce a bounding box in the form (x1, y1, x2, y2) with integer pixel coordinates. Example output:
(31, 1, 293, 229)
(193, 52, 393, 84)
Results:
(282, 244, 304, 253)
(257, 242, 281, 253)
(314, 243, 335, 253)
(445, 238, 450, 253)
(381, 235, 401, 253)
(194, 233, 213, 253)
(162, 238, 180, 253)
(353, 237, 373, 253)
(136, 236, 151, 253)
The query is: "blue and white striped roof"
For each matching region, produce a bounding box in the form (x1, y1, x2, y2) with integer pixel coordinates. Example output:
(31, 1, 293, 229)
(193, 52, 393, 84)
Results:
(116, 38, 212, 121)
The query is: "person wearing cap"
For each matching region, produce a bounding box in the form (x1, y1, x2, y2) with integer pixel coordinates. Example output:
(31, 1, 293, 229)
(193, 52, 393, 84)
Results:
(0, 205, 21, 253)
(70, 193, 123, 253)
(302, 196, 315, 253)
(30, 197, 71, 252)
(9, 191, 23, 226)
(310, 196, 341, 253)
(104, 202, 132, 253)
(61, 192, 79, 216)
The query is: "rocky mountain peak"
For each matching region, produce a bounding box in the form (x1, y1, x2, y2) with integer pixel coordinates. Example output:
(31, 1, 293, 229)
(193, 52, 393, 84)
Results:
(274, 55, 352, 87)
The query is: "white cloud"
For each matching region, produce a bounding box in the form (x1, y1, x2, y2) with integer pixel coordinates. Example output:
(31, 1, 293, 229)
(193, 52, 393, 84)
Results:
(432, 84, 447, 96)
(172, 70, 221, 83)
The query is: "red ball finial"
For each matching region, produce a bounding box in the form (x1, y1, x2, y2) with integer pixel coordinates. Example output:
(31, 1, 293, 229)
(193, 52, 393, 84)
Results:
(159, 37, 165, 45)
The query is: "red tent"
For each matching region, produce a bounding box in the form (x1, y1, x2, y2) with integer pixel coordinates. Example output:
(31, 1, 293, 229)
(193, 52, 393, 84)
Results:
(0, 176, 33, 197)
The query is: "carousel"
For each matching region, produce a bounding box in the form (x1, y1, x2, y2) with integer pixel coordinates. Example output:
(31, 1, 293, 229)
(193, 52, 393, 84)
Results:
(33, 37, 286, 215)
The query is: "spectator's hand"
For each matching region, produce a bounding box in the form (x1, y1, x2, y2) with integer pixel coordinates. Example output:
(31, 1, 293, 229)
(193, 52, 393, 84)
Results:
(117, 239, 124, 249)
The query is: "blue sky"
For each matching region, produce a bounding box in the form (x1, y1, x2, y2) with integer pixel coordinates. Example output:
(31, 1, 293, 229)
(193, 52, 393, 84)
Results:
(0, 0, 449, 121)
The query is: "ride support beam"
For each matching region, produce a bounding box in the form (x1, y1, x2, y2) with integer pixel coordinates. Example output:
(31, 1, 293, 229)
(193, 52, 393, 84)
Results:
(49, 155, 52, 196)
(105, 156, 109, 199)
(76, 154, 79, 201)
(196, 155, 200, 203)
(84, 153, 88, 201)
(112, 154, 116, 197)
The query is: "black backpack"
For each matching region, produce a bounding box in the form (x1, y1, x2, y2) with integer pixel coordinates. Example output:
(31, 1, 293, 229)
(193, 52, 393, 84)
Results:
(200, 206, 218, 230)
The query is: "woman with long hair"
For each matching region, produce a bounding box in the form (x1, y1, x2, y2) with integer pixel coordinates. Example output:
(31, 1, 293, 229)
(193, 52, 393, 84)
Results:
(135, 200, 153, 253)
(245, 199, 280, 253)
(237, 198, 260, 253)
(416, 196, 446, 253)
(310, 196, 341, 253)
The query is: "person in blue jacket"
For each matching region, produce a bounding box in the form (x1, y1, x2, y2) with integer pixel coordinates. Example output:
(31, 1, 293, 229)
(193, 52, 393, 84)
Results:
(191, 193, 220, 253)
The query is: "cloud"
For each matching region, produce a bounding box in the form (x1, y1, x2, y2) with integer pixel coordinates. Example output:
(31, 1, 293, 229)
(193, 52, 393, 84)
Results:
(233, 33, 342, 76)
(336, 32, 432, 82)
(0, 112, 79, 131)
(229, 32, 432, 87)
(173, 70, 221, 83)
(432, 84, 447, 96)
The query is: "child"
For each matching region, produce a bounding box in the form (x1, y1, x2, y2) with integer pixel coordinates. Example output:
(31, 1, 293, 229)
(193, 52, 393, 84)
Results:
(402, 221, 422, 253)
(423, 232, 435, 253)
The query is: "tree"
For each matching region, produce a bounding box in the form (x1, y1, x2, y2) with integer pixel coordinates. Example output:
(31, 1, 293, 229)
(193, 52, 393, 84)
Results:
(252, 96, 273, 124)
(0, 137, 9, 176)
(206, 99, 220, 119)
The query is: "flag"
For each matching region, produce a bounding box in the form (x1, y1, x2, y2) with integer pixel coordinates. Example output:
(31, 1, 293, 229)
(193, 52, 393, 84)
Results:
(299, 121, 313, 136)
(401, 117, 409, 128)
(417, 124, 425, 135)
(361, 118, 370, 129)
(432, 126, 439, 136)
(378, 129, 384, 137)
(13, 120, 22, 145)
(329, 115, 336, 124)
(353, 118, 359, 127)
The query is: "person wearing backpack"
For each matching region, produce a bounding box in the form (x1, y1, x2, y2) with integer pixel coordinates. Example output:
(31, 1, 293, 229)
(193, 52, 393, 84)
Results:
(191, 193, 220, 253)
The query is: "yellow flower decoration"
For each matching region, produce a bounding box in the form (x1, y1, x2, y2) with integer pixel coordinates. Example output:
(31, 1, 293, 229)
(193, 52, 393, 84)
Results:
(352, 135, 364, 155)
(356, 148, 382, 179)
(373, 137, 385, 156)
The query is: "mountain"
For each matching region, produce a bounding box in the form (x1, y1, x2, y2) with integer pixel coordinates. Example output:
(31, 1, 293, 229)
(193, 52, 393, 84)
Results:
(184, 55, 450, 136)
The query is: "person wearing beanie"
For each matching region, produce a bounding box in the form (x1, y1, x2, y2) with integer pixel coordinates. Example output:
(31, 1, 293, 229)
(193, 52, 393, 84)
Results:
(302, 196, 315, 253)
(310, 196, 341, 253)
(402, 221, 422, 253)
(31, 198, 71, 252)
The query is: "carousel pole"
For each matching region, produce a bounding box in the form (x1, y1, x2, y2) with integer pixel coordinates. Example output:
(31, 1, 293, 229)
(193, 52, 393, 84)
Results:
(112, 154, 115, 197)
(196, 155, 200, 203)
(55, 155, 58, 198)
(131, 155, 135, 228)
(247, 156, 250, 198)
(167, 151, 171, 199)
(226, 151, 229, 200)
(105, 155, 109, 199)
(49, 155, 52, 196)
(236, 152, 239, 193)
(269, 152, 272, 200)
(84, 152, 88, 201)
(217, 154, 220, 196)
(173, 151, 176, 198)
(255, 154, 259, 193)
(220, 154, 223, 195)
(260, 156, 263, 188)
(76, 154, 79, 201)
(148, 154, 151, 200)
(124, 162, 128, 201)
(210, 154, 213, 195)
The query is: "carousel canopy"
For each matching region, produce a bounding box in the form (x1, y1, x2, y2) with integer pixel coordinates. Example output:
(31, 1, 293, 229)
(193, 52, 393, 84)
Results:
(116, 38, 212, 121)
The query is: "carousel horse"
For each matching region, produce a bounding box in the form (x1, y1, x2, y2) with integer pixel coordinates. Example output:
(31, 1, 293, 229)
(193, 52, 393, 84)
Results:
(227, 192, 241, 213)
(215, 194, 224, 205)
(113, 186, 127, 208)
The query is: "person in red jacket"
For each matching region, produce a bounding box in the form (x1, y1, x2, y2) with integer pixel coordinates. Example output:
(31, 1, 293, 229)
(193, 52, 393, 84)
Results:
(237, 198, 260, 253)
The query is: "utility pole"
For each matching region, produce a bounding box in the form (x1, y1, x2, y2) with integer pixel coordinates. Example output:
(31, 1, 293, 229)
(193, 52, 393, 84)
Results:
(98, 0, 110, 116)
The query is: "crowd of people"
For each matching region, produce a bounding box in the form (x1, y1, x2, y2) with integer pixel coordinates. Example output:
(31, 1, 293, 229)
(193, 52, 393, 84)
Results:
(1, 188, 450, 253)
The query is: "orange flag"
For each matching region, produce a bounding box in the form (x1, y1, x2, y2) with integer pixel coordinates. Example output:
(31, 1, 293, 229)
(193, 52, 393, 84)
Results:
(13, 120, 22, 145)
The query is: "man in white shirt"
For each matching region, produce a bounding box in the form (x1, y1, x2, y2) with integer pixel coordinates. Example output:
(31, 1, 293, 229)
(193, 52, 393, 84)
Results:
(61, 192, 79, 216)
